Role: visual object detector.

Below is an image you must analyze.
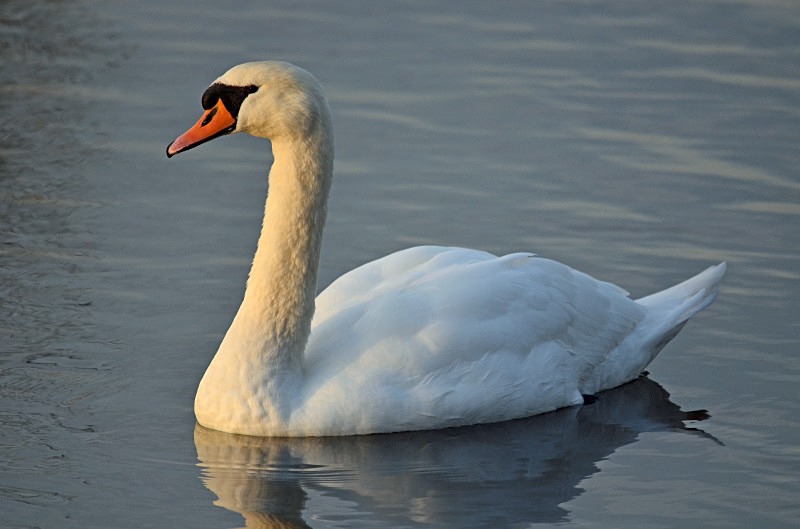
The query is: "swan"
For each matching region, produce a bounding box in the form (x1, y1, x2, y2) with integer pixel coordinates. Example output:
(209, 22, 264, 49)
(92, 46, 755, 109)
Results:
(166, 61, 726, 437)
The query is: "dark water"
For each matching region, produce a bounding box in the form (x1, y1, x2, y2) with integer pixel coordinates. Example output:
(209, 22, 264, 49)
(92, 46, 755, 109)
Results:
(2, 1, 798, 527)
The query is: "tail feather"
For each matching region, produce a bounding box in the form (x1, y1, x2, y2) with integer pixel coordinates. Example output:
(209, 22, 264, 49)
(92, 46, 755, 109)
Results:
(637, 262, 727, 326)
(578, 262, 726, 395)
(633, 262, 726, 361)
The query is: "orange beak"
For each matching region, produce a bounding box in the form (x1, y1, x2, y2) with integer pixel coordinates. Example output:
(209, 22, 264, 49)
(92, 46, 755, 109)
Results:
(166, 100, 237, 158)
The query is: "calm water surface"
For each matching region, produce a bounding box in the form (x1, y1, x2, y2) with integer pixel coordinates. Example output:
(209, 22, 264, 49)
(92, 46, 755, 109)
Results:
(2, 1, 798, 527)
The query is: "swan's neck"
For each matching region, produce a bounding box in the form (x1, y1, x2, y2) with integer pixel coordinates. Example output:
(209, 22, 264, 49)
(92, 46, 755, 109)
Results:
(220, 130, 333, 376)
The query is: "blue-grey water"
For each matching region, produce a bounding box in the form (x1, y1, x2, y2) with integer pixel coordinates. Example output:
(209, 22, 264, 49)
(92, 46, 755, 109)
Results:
(2, 1, 798, 527)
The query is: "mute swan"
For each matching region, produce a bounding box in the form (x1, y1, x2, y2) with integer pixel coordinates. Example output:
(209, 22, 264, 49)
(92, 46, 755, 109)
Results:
(167, 61, 726, 437)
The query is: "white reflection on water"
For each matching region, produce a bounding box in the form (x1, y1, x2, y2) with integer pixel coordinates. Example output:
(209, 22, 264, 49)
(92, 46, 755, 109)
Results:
(195, 377, 715, 528)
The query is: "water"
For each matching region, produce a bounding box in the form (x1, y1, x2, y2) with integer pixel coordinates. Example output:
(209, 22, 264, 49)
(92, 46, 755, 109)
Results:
(1, 0, 798, 527)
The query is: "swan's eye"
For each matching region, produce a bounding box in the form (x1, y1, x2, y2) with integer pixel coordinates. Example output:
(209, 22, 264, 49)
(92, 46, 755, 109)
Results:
(200, 83, 259, 116)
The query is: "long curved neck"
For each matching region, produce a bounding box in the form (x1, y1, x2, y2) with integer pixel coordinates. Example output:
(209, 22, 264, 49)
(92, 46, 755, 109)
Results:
(224, 128, 333, 374)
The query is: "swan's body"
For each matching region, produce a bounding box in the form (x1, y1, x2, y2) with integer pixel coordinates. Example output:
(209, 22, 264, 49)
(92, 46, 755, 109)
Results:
(167, 61, 725, 437)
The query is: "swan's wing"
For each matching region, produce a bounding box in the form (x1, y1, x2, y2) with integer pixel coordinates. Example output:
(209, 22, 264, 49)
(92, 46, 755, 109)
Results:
(304, 246, 646, 431)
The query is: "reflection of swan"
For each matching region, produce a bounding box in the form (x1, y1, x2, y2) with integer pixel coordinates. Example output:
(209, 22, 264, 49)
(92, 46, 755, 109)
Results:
(167, 61, 725, 436)
(195, 376, 716, 528)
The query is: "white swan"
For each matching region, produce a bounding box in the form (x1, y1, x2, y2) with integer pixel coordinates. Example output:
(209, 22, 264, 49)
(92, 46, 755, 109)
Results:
(167, 61, 726, 437)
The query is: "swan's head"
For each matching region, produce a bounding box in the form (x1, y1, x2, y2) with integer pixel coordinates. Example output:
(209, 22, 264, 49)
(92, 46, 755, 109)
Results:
(167, 61, 330, 157)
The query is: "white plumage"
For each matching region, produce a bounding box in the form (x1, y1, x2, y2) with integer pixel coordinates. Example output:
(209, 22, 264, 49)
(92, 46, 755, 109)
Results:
(167, 61, 725, 436)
